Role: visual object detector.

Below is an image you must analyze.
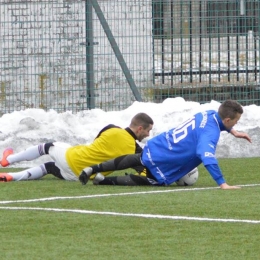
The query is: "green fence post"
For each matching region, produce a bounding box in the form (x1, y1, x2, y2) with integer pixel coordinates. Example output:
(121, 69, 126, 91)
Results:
(85, 0, 95, 109)
(90, 0, 143, 102)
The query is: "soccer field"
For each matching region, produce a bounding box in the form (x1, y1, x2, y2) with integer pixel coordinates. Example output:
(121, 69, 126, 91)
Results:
(0, 157, 260, 260)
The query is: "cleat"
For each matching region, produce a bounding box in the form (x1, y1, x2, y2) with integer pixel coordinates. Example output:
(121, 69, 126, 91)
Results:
(0, 148, 14, 167)
(0, 173, 13, 182)
(93, 173, 105, 185)
(79, 167, 93, 185)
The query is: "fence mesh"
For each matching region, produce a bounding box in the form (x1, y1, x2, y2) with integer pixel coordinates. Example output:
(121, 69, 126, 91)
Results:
(0, 0, 260, 114)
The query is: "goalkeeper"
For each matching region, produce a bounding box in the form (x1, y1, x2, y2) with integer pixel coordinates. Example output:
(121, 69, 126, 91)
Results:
(0, 113, 153, 182)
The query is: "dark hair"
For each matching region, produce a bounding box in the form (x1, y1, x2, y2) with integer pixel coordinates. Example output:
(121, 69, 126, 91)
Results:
(218, 100, 243, 120)
(130, 113, 154, 129)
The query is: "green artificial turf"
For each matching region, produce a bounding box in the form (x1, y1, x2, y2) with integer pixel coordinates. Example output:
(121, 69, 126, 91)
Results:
(0, 157, 259, 260)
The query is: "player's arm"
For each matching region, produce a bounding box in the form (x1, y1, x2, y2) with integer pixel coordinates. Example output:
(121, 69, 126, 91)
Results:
(198, 131, 240, 189)
(230, 128, 252, 143)
(205, 164, 241, 189)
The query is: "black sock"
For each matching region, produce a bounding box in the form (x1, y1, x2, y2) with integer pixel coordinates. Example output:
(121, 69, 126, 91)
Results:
(98, 177, 117, 185)
(92, 164, 103, 173)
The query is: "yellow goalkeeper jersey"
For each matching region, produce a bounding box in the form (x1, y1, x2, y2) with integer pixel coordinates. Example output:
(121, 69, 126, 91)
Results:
(65, 124, 142, 177)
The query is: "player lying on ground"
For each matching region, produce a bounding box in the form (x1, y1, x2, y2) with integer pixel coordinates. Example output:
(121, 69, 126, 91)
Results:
(0, 113, 153, 182)
(79, 100, 251, 189)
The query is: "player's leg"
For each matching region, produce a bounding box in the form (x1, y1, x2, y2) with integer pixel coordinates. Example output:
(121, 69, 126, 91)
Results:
(93, 173, 152, 186)
(0, 143, 54, 167)
(44, 161, 65, 179)
(0, 164, 49, 182)
(79, 153, 142, 185)
(48, 142, 78, 181)
(0, 161, 66, 182)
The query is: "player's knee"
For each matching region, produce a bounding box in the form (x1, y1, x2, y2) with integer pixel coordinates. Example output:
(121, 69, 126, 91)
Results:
(44, 162, 57, 173)
(44, 142, 54, 154)
(44, 161, 64, 180)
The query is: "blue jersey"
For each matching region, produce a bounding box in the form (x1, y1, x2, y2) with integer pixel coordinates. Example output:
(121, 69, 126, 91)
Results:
(141, 110, 229, 185)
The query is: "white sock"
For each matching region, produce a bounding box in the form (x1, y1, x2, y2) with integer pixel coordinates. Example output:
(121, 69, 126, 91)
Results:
(9, 164, 48, 181)
(7, 144, 46, 165)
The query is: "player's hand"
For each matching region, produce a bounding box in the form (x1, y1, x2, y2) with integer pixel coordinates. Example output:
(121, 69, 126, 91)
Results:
(220, 183, 241, 189)
(235, 132, 252, 143)
(230, 129, 252, 143)
(79, 167, 93, 185)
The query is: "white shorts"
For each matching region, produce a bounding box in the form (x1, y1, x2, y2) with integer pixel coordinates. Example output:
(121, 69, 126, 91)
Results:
(48, 142, 78, 181)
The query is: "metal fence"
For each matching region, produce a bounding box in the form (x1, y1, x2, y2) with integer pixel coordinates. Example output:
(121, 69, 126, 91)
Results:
(0, 0, 260, 114)
(153, 0, 260, 105)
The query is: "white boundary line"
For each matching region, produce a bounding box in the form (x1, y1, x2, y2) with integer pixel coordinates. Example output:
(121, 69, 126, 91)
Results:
(0, 183, 259, 204)
(0, 206, 259, 224)
(0, 184, 259, 224)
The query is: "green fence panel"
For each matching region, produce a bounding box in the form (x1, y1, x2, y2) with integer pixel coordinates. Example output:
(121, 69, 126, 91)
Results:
(0, 0, 260, 113)
(153, 0, 260, 106)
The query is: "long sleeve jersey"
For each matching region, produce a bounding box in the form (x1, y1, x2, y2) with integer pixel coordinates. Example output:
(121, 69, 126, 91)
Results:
(66, 124, 142, 176)
(141, 110, 229, 185)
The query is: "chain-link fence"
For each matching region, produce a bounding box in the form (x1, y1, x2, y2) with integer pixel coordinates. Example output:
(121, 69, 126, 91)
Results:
(0, 0, 260, 114)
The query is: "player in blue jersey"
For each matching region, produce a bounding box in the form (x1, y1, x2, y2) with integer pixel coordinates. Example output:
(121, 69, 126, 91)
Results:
(79, 100, 251, 189)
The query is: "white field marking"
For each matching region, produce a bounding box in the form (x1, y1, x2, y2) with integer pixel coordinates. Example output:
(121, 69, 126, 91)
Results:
(0, 206, 259, 224)
(0, 183, 259, 205)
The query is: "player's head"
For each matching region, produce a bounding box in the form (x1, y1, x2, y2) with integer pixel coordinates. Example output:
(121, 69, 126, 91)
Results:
(218, 100, 243, 129)
(129, 113, 153, 141)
